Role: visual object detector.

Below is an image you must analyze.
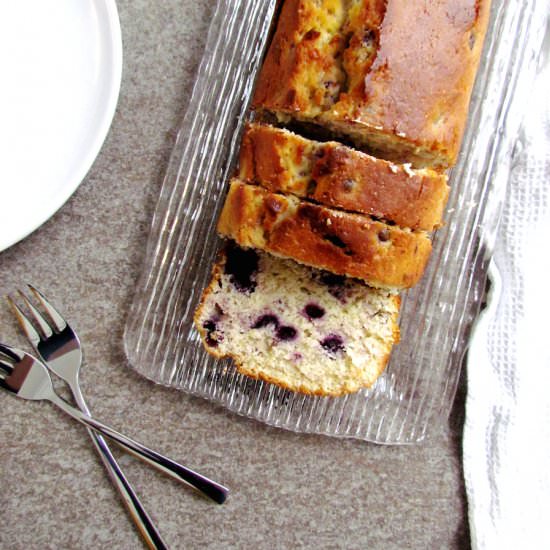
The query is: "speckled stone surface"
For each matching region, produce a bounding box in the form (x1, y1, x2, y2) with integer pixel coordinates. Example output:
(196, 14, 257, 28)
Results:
(0, 2, 470, 548)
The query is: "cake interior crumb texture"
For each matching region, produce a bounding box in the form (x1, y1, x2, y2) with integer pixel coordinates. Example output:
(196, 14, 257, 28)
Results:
(194, 245, 400, 396)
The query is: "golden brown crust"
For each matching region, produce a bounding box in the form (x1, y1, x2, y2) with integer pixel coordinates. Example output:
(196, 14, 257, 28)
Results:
(239, 123, 449, 230)
(217, 179, 432, 289)
(327, 0, 492, 167)
(253, 0, 492, 167)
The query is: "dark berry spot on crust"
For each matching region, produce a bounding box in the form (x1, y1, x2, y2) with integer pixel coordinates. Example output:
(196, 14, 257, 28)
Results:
(342, 179, 355, 192)
(315, 160, 332, 176)
(304, 303, 325, 320)
(313, 148, 325, 159)
(224, 243, 259, 293)
(323, 81, 340, 102)
(323, 233, 354, 256)
(307, 179, 318, 195)
(252, 314, 279, 329)
(203, 320, 222, 348)
(378, 228, 391, 242)
(469, 31, 476, 50)
(324, 234, 346, 249)
(266, 197, 284, 213)
(303, 29, 320, 40)
(276, 325, 298, 341)
(208, 335, 222, 347)
(362, 29, 376, 46)
(320, 334, 345, 356)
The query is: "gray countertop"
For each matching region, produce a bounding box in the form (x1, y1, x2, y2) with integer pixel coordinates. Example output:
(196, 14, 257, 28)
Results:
(0, 2, 468, 548)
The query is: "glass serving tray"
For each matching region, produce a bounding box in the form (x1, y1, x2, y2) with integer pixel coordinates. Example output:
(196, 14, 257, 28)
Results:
(123, 0, 547, 444)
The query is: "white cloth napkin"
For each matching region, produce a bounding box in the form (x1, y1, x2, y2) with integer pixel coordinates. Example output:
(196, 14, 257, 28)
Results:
(463, 37, 550, 550)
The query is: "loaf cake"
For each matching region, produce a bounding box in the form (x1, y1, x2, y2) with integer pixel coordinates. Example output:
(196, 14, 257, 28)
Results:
(194, 0, 491, 397)
(239, 123, 449, 231)
(194, 244, 400, 396)
(253, 0, 492, 168)
(217, 179, 432, 289)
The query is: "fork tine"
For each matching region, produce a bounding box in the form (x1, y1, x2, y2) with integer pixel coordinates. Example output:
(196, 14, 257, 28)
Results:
(0, 342, 23, 361)
(28, 285, 67, 332)
(6, 296, 42, 348)
(14, 290, 54, 339)
(0, 375, 10, 390)
(0, 357, 14, 375)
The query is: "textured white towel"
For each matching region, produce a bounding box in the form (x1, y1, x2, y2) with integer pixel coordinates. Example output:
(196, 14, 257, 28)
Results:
(463, 30, 550, 550)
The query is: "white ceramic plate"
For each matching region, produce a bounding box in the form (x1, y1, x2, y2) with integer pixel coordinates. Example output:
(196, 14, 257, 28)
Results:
(0, 0, 122, 252)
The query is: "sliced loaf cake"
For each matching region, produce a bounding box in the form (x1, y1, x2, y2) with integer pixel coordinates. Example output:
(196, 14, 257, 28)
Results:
(194, 1, 492, 396)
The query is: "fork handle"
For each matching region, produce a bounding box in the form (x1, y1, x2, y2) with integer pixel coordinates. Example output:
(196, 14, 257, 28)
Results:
(49, 393, 229, 504)
(70, 385, 168, 549)
(88, 430, 168, 550)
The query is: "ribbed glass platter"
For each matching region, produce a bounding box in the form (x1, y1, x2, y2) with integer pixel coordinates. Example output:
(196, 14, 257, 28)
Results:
(123, 0, 547, 443)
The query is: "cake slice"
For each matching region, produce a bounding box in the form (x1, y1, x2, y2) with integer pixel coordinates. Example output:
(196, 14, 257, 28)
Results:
(253, 0, 492, 168)
(239, 123, 449, 231)
(194, 244, 401, 396)
(217, 179, 432, 290)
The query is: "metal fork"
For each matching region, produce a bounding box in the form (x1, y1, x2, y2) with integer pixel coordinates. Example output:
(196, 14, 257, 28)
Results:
(8, 287, 169, 549)
(0, 342, 229, 505)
